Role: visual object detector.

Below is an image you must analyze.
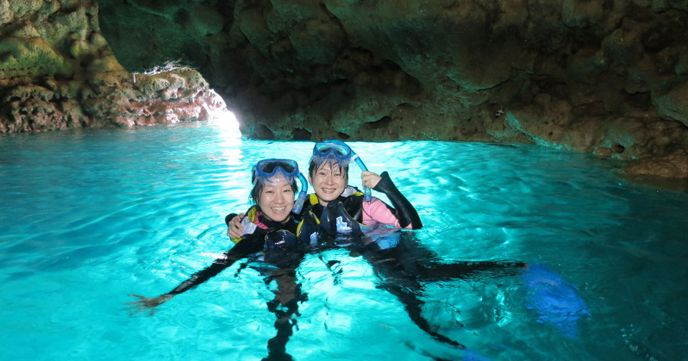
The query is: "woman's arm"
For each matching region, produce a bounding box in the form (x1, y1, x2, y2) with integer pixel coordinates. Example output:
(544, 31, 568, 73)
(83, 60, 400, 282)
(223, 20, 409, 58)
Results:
(363, 171, 422, 229)
(129, 236, 263, 311)
(362, 198, 405, 228)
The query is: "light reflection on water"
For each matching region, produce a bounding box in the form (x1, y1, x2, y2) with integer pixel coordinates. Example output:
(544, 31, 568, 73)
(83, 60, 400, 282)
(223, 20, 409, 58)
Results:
(0, 122, 686, 361)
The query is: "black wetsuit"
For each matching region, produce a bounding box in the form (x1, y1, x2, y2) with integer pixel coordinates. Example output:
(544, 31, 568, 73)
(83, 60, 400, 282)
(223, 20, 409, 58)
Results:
(354, 232, 525, 349)
(300, 171, 423, 232)
(300, 173, 525, 349)
(167, 212, 300, 295)
(165, 210, 306, 361)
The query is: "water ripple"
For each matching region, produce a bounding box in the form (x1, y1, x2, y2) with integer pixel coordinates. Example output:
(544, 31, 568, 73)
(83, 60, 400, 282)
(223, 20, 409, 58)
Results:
(1, 124, 687, 361)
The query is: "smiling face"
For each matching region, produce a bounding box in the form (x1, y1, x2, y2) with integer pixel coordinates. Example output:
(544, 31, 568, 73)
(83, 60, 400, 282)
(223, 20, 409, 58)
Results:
(257, 174, 295, 222)
(309, 161, 348, 205)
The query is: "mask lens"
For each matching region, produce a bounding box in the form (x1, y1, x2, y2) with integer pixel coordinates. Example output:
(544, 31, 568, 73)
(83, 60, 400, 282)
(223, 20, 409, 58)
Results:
(314, 142, 351, 158)
(254, 159, 299, 181)
(261, 161, 295, 174)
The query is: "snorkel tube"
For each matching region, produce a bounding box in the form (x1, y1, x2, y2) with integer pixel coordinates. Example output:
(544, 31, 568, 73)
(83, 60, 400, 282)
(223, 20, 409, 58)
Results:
(292, 172, 309, 214)
(253, 159, 309, 215)
(350, 152, 372, 202)
(314, 140, 372, 202)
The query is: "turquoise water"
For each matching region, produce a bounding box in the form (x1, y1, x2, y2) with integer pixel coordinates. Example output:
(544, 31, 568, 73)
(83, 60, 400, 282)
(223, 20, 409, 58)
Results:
(1, 122, 687, 361)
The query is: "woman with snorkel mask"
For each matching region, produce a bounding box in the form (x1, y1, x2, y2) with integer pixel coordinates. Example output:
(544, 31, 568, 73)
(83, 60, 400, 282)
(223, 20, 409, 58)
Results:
(308, 140, 421, 233)
(221, 147, 525, 351)
(228, 140, 421, 241)
(130, 159, 310, 361)
(301, 142, 525, 350)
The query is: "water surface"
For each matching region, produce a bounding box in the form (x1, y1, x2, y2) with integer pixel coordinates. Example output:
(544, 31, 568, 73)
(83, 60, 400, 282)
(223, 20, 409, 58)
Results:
(1, 122, 686, 361)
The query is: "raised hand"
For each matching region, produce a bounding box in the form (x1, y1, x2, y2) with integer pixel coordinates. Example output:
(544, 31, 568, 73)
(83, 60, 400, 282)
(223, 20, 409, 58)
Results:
(228, 215, 244, 239)
(361, 171, 382, 189)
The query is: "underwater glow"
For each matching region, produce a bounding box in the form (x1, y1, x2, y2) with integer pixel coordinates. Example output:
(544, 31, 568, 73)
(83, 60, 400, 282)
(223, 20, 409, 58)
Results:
(0, 123, 686, 361)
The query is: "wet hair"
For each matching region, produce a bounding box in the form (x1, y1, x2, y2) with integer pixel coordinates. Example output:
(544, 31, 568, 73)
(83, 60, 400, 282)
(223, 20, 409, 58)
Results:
(308, 158, 349, 181)
(249, 175, 298, 204)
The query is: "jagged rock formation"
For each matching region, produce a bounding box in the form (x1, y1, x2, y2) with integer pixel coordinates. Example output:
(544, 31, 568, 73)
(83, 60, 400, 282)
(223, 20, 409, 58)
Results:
(2, 0, 687, 183)
(0, 0, 223, 134)
(95, 0, 687, 181)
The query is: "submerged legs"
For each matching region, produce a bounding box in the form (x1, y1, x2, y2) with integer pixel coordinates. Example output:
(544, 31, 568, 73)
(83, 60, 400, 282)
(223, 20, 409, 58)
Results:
(360, 236, 525, 350)
(264, 316, 295, 361)
(380, 281, 466, 349)
(416, 260, 527, 282)
(262, 269, 307, 361)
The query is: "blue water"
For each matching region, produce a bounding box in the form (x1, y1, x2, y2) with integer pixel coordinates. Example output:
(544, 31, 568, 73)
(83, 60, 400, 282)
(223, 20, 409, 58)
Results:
(1, 122, 687, 361)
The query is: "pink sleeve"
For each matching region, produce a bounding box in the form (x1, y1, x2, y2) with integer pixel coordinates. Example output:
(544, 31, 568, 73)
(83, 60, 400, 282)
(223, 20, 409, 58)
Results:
(362, 197, 412, 229)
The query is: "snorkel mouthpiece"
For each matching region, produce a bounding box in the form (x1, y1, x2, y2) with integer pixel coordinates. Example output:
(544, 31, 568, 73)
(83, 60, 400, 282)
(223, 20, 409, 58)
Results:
(292, 173, 308, 214)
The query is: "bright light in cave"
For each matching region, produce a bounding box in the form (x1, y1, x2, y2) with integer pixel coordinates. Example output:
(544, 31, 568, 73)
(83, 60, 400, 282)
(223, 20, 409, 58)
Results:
(211, 108, 240, 133)
(208, 100, 242, 140)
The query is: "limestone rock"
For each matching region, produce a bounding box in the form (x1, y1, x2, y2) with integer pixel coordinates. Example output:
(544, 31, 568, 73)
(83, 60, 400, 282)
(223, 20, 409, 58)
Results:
(2, 0, 688, 182)
(654, 82, 688, 127)
(0, 0, 223, 134)
(626, 149, 688, 179)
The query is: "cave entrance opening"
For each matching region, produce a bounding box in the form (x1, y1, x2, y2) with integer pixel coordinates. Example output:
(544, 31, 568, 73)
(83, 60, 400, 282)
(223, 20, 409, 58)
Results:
(208, 102, 241, 139)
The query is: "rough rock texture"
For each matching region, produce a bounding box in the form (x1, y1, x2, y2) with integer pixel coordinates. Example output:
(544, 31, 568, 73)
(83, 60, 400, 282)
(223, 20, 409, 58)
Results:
(2, 0, 687, 183)
(94, 0, 688, 181)
(0, 1, 223, 134)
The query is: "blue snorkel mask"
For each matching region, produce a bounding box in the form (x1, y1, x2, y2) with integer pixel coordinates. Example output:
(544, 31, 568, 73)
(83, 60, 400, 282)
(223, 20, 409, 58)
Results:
(312, 140, 372, 201)
(253, 159, 309, 214)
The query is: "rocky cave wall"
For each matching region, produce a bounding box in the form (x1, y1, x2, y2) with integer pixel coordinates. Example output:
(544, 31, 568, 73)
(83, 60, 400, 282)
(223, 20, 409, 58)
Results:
(0, 0, 223, 134)
(96, 0, 688, 179)
(1, 0, 687, 180)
